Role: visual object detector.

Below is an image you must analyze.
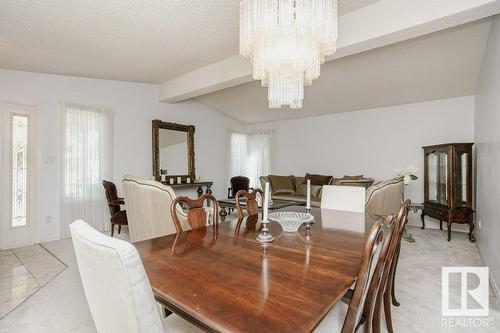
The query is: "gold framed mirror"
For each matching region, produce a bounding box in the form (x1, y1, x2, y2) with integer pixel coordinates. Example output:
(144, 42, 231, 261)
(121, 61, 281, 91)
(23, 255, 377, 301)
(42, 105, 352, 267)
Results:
(152, 120, 195, 181)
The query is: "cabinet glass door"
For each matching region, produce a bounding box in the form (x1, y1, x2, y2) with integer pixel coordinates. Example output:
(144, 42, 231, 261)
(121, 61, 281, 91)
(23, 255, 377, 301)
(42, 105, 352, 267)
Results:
(456, 152, 468, 207)
(428, 151, 448, 205)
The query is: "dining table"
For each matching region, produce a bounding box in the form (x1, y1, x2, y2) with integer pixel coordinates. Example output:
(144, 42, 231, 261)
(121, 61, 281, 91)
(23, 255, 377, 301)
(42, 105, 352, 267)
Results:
(134, 206, 380, 333)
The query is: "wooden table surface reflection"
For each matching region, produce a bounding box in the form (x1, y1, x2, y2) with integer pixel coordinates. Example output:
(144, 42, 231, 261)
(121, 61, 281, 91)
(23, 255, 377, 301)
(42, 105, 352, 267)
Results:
(134, 207, 378, 333)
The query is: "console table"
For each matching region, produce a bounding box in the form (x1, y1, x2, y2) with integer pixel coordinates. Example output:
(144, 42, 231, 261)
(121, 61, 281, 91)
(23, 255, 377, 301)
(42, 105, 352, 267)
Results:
(164, 181, 213, 197)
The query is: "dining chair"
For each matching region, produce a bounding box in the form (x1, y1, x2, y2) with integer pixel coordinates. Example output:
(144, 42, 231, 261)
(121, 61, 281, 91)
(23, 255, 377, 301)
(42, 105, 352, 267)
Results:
(227, 176, 251, 199)
(321, 185, 366, 212)
(373, 199, 411, 333)
(235, 189, 264, 218)
(70, 220, 164, 333)
(171, 194, 219, 232)
(102, 180, 128, 237)
(315, 215, 394, 333)
(122, 175, 188, 242)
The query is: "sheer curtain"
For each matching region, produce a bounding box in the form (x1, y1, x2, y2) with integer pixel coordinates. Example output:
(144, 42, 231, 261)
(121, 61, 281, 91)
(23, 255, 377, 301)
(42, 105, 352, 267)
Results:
(227, 130, 274, 188)
(61, 103, 113, 238)
(227, 131, 248, 180)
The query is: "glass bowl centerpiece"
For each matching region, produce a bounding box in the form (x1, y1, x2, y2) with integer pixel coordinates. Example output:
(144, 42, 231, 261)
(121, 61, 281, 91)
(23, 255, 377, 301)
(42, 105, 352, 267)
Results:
(268, 212, 314, 232)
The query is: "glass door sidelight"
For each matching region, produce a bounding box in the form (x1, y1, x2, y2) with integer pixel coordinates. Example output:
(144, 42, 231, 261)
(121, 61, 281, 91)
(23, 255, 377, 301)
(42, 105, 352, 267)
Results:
(1, 102, 36, 249)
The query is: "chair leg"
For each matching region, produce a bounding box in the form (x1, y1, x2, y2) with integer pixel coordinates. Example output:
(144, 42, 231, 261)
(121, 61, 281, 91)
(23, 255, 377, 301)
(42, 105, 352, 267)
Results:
(384, 290, 394, 333)
(111, 224, 115, 237)
(390, 246, 401, 307)
(118, 225, 121, 234)
(373, 294, 382, 333)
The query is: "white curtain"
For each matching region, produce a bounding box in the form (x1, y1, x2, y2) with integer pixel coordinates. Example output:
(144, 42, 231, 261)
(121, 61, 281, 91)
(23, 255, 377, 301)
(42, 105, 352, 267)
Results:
(227, 130, 274, 188)
(228, 131, 248, 180)
(61, 103, 113, 238)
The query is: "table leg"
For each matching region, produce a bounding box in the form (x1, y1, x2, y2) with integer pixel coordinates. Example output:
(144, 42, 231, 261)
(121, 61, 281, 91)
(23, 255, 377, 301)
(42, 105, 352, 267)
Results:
(219, 206, 228, 219)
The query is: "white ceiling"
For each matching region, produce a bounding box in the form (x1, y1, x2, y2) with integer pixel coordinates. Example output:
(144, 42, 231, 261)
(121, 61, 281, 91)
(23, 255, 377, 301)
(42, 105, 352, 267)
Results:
(0, 0, 377, 83)
(195, 19, 492, 123)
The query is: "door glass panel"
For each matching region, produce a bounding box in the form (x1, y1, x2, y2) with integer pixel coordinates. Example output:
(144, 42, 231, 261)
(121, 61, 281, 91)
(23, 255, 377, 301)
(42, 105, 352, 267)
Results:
(11, 115, 29, 228)
(428, 151, 447, 205)
(428, 153, 437, 202)
(456, 152, 468, 206)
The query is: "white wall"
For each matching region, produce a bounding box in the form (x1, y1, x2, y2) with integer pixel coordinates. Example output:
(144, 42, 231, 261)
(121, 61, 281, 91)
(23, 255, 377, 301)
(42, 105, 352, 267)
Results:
(0, 69, 244, 245)
(475, 15, 500, 294)
(249, 96, 475, 227)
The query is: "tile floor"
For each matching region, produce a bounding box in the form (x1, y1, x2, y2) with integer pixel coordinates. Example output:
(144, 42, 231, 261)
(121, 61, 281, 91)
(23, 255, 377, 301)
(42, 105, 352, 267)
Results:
(0, 226, 499, 332)
(0, 244, 66, 320)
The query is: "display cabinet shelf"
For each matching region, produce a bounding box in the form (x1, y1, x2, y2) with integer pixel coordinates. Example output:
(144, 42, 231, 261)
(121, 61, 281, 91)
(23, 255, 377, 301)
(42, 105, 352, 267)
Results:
(421, 143, 474, 242)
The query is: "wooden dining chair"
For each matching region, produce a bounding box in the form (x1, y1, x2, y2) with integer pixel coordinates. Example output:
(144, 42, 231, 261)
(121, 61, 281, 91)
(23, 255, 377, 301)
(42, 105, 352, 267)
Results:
(373, 199, 411, 333)
(102, 180, 128, 237)
(235, 189, 264, 218)
(344, 216, 395, 333)
(171, 194, 219, 232)
(316, 215, 394, 333)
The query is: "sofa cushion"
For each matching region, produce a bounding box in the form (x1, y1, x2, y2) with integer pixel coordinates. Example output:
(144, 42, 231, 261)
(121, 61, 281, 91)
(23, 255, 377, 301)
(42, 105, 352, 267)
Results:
(271, 194, 321, 207)
(296, 183, 322, 197)
(303, 173, 332, 186)
(269, 175, 296, 194)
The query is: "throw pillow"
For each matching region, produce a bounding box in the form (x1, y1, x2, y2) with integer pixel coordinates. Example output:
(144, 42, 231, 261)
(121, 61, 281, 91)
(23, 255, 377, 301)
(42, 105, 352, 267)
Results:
(269, 175, 296, 194)
(303, 173, 333, 186)
(343, 175, 364, 180)
(297, 183, 322, 197)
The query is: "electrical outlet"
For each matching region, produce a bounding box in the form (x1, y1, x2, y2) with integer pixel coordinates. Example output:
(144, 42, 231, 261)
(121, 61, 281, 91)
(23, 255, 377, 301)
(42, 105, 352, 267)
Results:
(46, 216, 52, 224)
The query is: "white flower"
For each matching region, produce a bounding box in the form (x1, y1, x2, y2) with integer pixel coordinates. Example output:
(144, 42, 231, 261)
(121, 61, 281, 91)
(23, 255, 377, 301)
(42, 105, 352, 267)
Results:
(393, 169, 403, 178)
(406, 165, 418, 175)
(404, 174, 411, 185)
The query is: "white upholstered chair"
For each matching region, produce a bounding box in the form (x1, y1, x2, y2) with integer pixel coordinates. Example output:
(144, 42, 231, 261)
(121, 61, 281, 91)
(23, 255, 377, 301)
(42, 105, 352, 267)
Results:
(70, 220, 164, 333)
(122, 175, 189, 242)
(365, 177, 404, 216)
(320, 185, 366, 213)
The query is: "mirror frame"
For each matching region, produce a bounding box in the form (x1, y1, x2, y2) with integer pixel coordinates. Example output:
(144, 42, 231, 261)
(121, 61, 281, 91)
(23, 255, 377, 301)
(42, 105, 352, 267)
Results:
(152, 119, 195, 181)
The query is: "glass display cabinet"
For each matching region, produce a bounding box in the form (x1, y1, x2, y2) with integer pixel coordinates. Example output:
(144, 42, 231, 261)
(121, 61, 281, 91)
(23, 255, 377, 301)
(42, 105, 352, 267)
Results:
(421, 143, 474, 242)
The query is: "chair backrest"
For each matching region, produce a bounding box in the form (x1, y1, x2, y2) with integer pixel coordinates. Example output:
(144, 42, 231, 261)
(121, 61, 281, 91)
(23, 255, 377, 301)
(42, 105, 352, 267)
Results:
(102, 180, 121, 216)
(70, 220, 163, 333)
(171, 194, 219, 232)
(230, 176, 250, 197)
(321, 185, 366, 212)
(365, 177, 404, 216)
(376, 200, 411, 304)
(342, 215, 394, 333)
(235, 189, 264, 218)
(122, 175, 188, 242)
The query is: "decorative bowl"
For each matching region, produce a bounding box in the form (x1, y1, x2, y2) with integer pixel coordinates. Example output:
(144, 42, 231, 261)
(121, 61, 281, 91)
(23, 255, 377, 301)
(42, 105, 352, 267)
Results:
(268, 212, 314, 232)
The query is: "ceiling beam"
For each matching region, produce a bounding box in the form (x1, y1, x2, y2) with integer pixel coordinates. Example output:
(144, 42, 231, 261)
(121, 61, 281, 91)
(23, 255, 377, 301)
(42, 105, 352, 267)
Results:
(160, 0, 500, 103)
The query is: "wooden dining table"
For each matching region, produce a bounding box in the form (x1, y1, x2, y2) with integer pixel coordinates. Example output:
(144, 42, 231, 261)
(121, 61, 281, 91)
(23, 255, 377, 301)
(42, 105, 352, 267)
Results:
(134, 207, 379, 333)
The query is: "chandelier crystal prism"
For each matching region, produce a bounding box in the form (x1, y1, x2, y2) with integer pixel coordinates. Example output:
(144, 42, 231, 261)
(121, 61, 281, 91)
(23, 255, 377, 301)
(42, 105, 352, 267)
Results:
(239, 0, 337, 109)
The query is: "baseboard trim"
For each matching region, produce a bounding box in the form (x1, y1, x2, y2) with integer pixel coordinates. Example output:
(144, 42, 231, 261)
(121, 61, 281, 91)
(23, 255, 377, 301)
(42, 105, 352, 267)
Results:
(476, 242, 500, 299)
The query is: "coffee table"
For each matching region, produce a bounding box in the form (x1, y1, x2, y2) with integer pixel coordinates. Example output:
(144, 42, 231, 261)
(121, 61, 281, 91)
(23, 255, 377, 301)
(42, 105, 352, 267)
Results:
(218, 198, 302, 218)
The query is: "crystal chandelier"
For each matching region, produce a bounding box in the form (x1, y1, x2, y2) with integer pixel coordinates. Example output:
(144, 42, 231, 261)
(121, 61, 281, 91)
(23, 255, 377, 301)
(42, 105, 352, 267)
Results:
(240, 0, 337, 109)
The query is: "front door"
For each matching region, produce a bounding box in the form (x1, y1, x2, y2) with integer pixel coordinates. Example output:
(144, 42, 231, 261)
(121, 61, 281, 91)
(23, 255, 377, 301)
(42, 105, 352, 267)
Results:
(1, 101, 37, 249)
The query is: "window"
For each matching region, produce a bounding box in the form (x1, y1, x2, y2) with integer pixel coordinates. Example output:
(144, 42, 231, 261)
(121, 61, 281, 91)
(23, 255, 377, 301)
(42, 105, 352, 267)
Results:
(11, 115, 29, 228)
(228, 130, 274, 188)
(61, 103, 113, 238)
